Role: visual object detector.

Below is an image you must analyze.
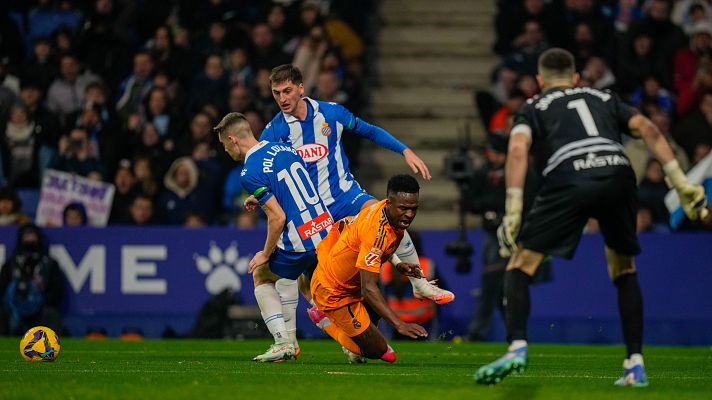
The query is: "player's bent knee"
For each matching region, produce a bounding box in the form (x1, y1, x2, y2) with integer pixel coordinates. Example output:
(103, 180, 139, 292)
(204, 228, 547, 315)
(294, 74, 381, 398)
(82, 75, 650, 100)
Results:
(506, 248, 545, 277)
(252, 265, 280, 286)
(605, 247, 636, 281)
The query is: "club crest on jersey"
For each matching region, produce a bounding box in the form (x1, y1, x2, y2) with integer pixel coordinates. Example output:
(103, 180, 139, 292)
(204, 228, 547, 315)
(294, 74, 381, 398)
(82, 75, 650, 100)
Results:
(296, 143, 328, 163)
(365, 248, 382, 267)
(321, 122, 332, 137)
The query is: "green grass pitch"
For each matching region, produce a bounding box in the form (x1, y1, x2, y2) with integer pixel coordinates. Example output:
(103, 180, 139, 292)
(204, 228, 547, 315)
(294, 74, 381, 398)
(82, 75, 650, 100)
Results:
(1, 338, 711, 399)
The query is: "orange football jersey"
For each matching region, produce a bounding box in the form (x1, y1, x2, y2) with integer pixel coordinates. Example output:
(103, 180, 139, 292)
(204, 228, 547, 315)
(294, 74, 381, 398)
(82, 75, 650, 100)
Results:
(312, 199, 404, 310)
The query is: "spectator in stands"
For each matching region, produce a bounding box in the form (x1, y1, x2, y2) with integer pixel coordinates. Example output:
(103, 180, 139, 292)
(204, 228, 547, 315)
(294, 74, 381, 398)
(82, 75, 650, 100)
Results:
(249, 22, 290, 70)
(19, 81, 61, 155)
(62, 202, 88, 226)
(581, 56, 617, 90)
(52, 127, 106, 179)
(674, 0, 712, 36)
(109, 159, 138, 224)
(133, 122, 174, 175)
(516, 74, 540, 98)
(571, 22, 605, 69)
(293, 24, 330, 94)
(115, 51, 154, 127)
(2, 103, 43, 188)
(79, 2, 131, 91)
(132, 156, 158, 197)
(144, 25, 192, 85)
(141, 87, 180, 142)
(226, 84, 255, 114)
(0, 223, 65, 336)
(254, 68, 280, 121)
(674, 21, 712, 116)
(28, 0, 82, 45)
(152, 69, 186, 115)
(156, 157, 215, 225)
(194, 21, 230, 62)
(323, 11, 365, 76)
(126, 192, 155, 226)
(46, 53, 101, 128)
(638, 159, 671, 226)
(630, 0, 687, 88)
(495, 0, 565, 55)
(0, 57, 19, 96)
(673, 90, 712, 159)
(0, 187, 30, 226)
(313, 70, 348, 104)
(177, 112, 214, 157)
(488, 90, 526, 135)
(20, 38, 57, 93)
(189, 53, 229, 113)
(226, 47, 254, 89)
(629, 76, 675, 115)
(618, 32, 662, 96)
(183, 211, 207, 228)
(266, 4, 290, 51)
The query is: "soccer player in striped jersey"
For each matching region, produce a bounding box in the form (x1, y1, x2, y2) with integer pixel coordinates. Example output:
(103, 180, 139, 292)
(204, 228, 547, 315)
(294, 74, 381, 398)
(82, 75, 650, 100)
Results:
(215, 112, 334, 362)
(248, 64, 453, 313)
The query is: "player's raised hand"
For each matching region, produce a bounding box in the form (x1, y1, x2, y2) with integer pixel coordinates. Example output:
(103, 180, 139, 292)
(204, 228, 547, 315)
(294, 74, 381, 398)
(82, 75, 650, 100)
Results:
(243, 195, 259, 212)
(678, 183, 709, 220)
(248, 251, 270, 273)
(396, 322, 428, 339)
(394, 262, 424, 278)
(403, 149, 432, 180)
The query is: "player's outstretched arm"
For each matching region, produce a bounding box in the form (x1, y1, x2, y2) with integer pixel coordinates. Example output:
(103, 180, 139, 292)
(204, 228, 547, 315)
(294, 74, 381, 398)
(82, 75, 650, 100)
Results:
(497, 130, 531, 257)
(629, 114, 709, 220)
(360, 269, 428, 339)
(351, 117, 431, 180)
(248, 197, 286, 273)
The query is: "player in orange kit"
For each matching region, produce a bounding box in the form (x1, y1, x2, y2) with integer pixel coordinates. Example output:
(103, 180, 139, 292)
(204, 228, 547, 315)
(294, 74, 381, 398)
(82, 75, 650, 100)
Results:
(310, 175, 429, 363)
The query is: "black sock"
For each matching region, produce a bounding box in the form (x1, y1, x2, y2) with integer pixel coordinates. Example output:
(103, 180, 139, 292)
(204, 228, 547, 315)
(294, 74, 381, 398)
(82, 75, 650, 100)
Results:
(614, 273, 644, 357)
(504, 269, 531, 343)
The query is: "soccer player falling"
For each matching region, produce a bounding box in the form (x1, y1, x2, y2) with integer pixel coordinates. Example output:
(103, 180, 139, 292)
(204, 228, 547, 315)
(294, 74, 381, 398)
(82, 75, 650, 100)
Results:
(475, 48, 708, 386)
(247, 64, 454, 310)
(215, 112, 333, 362)
(310, 174, 428, 363)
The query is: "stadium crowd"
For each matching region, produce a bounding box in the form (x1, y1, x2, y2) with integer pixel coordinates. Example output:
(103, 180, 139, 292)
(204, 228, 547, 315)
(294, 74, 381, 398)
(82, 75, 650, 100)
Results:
(0, 0, 372, 227)
(479, 0, 712, 232)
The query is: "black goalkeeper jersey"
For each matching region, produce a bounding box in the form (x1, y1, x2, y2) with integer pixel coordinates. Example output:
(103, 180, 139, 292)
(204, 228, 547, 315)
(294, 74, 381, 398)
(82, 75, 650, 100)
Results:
(514, 86, 639, 181)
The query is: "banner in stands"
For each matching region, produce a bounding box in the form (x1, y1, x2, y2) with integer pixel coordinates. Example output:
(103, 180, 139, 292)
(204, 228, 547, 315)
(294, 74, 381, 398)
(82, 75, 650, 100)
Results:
(0, 227, 710, 344)
(35, 169, 115, 227)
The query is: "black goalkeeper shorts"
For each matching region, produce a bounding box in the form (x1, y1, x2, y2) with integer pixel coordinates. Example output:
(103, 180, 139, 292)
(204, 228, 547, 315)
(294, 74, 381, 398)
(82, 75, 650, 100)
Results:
(518, 171, 641, 259)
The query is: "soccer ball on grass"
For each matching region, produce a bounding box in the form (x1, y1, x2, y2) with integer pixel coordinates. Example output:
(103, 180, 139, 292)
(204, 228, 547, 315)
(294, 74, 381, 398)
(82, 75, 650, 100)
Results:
(19, 326, 61, 362)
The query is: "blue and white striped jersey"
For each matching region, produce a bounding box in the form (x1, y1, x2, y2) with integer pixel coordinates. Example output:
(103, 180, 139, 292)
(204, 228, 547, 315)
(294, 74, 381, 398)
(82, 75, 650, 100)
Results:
(241, 141, 333, 253)
(260, 97, 407, 218)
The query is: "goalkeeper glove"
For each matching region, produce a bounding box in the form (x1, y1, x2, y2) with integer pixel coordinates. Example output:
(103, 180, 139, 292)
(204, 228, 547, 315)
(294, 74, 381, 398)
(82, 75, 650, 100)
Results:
(663, 160, 709, 221)
(497, 188, 523, 258)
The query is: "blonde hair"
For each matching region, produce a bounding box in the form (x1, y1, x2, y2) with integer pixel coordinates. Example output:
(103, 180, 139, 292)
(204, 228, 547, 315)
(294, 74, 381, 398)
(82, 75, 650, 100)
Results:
(213, 112, 251, 139)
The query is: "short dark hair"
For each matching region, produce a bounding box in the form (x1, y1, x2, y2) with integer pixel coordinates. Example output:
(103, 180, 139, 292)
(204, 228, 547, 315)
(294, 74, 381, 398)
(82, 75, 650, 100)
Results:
(387, 174, 420, 197)
(213, 112, 248, 138)
(538, 48, 575, 79)
(269, 64, 303, 85)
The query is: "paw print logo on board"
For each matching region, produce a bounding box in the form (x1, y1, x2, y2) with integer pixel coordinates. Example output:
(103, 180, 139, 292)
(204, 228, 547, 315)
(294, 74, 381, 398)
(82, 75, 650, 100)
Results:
(194, 241, 250, 294)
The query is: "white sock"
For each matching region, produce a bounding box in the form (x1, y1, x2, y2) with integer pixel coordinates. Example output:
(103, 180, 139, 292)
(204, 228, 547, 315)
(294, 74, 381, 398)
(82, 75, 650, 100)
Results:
(254, 283, 288, 344)
(276, 278, 299, 347)
(629, 353, 644, 366)
(396, 231, 428, 290)
(508, 340, 528, 351)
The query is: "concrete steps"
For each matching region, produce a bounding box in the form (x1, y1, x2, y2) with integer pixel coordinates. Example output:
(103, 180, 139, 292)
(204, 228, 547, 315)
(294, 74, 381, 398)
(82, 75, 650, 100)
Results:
(365, 0, 497, 228)
(377, 56, 497, 88)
